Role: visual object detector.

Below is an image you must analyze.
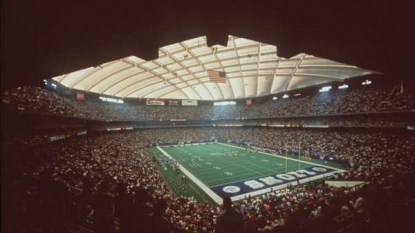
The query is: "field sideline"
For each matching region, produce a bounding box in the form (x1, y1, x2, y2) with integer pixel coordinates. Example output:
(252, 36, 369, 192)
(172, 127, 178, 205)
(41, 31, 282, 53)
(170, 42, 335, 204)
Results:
(156, 142, 344, 204)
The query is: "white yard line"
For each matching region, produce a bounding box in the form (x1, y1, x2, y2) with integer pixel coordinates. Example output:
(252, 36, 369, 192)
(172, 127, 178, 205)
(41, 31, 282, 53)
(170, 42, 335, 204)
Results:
(202, 171, 259, 184)
(222, 155, 278, 174)
(217, 143, 345, 171)
(157, 146, 223, 205)
(159, 143, 345, 205)
(188, 183, 209, 202)
(210, 172, 284, 188)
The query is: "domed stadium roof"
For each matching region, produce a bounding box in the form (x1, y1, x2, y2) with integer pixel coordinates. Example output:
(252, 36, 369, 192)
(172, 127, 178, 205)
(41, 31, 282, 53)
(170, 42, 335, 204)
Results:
(51, 35, 376, 100)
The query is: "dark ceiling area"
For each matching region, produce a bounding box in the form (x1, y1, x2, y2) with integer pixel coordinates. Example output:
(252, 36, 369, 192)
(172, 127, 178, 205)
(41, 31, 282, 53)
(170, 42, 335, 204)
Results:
(1, 0, 414, 92)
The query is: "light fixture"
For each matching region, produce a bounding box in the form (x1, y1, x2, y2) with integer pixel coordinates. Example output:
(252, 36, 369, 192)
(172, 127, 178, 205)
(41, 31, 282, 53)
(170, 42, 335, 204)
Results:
(214, 101, 236, 106)
(362, 80, 372, 85)
(99, 96, 124, 104)
(339, 84, 348, 89)
(319, 86, 332, 92)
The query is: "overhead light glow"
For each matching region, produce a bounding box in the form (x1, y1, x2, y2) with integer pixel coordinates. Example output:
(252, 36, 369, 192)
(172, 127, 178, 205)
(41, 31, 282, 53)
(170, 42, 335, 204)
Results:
(294, 93, 301, 97)
(99, 96, 124, 104)
(339, 84, 349, 89)
(214, 101, 236, 106)
(319, 86, 332, 92)
(48, 35, 376, 101)
(362, 80, 372, 85)
(272, 96, 278, 100)
(282, 94, 289, 99)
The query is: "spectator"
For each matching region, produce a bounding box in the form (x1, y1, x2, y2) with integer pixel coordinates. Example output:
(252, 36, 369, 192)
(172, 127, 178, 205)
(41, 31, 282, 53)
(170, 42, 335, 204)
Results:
(2, 85, 414, 121)
(147, 198, 171, 233)
(216, 196, 244, 233)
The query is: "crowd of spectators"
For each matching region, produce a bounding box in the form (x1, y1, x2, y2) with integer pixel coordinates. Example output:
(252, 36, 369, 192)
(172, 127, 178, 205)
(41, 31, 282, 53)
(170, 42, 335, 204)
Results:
(4, 127, 415, 233)
(2, 130, 86, 149)
(2, 132, 50, 148)
(2, 85, 414, 121)
(214, 113, 415, 128)
(138, 128, 415, 181)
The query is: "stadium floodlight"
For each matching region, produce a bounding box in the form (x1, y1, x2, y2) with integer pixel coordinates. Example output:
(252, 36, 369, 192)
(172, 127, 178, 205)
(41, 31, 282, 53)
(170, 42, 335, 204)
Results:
(294, 93, 301, 97)
(272, 96, 278, 100)
(51, 83, 57, 89)
(99, 96, 124, 104)
(319, 86, 332, 92)
(282, 94, 289, 99)
(339, 84, 349, 89)
(213, 101, 236, 106)
(362, 80, 372, 85)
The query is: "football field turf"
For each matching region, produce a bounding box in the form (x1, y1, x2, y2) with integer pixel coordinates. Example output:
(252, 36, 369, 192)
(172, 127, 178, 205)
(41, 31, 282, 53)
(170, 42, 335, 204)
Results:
(156, 142, 344, 204)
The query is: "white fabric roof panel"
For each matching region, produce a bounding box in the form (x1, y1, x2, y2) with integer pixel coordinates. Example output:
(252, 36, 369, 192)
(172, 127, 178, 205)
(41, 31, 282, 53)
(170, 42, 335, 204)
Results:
(270, 76, 292, 94)
(229, 78, 244, 99)
(51, 35, 377, 100)
(181, 87, 201, 100)
(56, 67, 95, 87)
(288, 76, 336, 90)
(162, 90, 188, 99)
(244, 77, 257, 98)
(102, 72, 143, 96)
(145, 85, 177, 99)
(257, 76, 273, 96)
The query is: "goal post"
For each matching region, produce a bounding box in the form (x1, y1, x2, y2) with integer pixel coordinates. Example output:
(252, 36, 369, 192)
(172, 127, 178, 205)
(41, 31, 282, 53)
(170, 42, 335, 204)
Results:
(298, 142, 301, 170)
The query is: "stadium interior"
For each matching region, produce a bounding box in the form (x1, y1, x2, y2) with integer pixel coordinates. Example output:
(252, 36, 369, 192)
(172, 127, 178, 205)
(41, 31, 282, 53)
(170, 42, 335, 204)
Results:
(2, 1, 415, 233)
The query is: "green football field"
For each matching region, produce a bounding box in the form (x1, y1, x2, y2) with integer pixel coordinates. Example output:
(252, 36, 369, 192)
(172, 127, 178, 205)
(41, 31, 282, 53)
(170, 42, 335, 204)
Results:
(155, 142, 343, 204)
(162, 143, 316, 187)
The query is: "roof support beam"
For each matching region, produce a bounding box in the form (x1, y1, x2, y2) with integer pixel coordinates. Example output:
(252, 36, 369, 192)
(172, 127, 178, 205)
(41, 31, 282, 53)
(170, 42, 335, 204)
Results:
(231, 36, 245, 99)
(118, 71, 345, 97)
(255, 42, 261, 97)
(57, 74, 69, 83)
(100, 69, 147, 94)
(159, 48, 204, 100)
(54, 36, 375, 101)
(179, 42, 217, 100)
(292, 64, 362, 70)
(161, 42, 261, 61)
(112, 74, 159, 96)
(69, 67, 101, 88)
(285, 53, 307, 91)
(140, 84, 175, 98)
(269, 57, 281, 94)
(291, 73, 346, 81)
(211, 46, 229, 100)
(158, 88, 188, 99)
(86, 62, 134, 91)
(123, 62, 188, 98)
(120, 77, 164, 98)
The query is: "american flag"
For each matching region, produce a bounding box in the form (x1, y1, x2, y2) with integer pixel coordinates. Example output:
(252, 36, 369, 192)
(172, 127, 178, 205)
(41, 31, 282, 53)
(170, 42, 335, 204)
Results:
(208, 70, 227, 83)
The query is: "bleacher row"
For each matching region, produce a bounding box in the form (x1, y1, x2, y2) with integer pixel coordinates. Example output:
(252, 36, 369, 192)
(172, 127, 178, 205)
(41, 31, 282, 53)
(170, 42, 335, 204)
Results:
(3, 127, 415, 233)
(2, 83, 415, 233)
(2, 85, 414, 121)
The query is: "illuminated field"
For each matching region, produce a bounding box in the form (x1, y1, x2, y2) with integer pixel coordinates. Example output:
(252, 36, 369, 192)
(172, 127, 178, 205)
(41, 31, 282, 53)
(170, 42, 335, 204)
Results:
(157, 143, 344, 204)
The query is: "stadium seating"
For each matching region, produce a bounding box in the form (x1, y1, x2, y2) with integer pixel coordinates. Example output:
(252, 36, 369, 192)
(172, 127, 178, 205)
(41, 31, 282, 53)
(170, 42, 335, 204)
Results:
(2, 85, 414, 121)
(3, 127, 414, 233)
(2, 84, 415, 233)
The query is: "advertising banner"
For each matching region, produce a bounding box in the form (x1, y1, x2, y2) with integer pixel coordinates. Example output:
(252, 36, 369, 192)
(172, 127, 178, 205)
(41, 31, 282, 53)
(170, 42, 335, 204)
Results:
(76, 92, 85, 101)
(146, 100, 165, 106)
(182, 100, 198, 106)
(168, 100, 179, 106)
